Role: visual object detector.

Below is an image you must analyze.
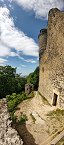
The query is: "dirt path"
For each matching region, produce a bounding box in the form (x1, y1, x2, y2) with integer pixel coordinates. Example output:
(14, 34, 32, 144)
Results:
(15, 92, 64, 145)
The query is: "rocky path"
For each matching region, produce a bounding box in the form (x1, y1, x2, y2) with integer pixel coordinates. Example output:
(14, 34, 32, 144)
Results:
(0, 98, 23, 145)
(15, 92, 64, 145)
(15, 92, 54, 145)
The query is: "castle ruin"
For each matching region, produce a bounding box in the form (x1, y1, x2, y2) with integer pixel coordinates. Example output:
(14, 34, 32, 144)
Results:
(38, 8, 64, 108)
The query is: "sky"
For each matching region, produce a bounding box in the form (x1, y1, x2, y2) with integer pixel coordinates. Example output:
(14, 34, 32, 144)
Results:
(0, 0, 64, 76)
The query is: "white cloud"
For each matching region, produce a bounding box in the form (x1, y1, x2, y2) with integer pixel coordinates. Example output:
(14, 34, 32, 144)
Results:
(0, 58, 8, 66)
(17, 55, 37, 63)
(20, 64, 26, 67)
(24, 59, 37, 63)
(12, 0, 64, 19)
(10, 52, 18, 57)
(0, 0, 4, 2)
(0, 7, 39, 58)
(0, 42, 10, 57)
(7, 0, 13, 3)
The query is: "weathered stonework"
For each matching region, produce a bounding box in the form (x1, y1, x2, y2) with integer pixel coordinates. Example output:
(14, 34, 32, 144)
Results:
(25, 83, 34, 95)
(0, 98, 23, 145)
(38, 8, 64, 108)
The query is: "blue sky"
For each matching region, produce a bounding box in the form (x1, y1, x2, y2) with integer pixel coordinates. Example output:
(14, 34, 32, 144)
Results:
(0, 0, 64, 76)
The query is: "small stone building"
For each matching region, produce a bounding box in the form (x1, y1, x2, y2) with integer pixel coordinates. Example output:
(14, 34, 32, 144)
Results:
(38, 8, 64, 108)
(25, 83, 34, 95)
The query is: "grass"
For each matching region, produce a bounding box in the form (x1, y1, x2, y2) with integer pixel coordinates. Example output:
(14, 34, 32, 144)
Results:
(56, 136, 64, 145)
(28, 91, 34, 99)
(47, 109, 64, 117)
(46, 109, 64, 135)
(0, 100, 2, 105)
(30, 113, 36, 123)
(47, 109, 64, 122)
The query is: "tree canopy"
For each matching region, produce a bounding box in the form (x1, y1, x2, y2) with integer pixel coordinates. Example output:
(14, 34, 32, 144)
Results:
(27, 67, 39, 90)
(0, 65, 39, 98)
(0, 66, 27, 98)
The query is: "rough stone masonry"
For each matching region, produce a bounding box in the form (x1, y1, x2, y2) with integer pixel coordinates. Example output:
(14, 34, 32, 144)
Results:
(38, 8, 64, 108)
(0, 98, 23, 145)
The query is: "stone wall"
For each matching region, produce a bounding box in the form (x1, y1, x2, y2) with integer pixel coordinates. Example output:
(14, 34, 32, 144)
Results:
(0, 98, 23, 145)
(38, 8, 64, 108)
(25, 83, 34, 95)
(38, 29, 47, 59)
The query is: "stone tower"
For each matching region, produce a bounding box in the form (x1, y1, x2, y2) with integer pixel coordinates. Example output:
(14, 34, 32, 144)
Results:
(38, 29, 47, 60)
(38, 8, 64, 108)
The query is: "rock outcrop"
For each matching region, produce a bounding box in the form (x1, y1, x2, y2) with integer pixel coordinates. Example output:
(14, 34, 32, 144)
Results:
(0, 98, 23, 145)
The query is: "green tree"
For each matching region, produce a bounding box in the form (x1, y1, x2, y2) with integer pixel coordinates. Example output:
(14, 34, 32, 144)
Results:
(15, 76, 27, 93)
(0, 66, 27, 98)
(27, 67, 39, 90)
(0, 66, 16, 98)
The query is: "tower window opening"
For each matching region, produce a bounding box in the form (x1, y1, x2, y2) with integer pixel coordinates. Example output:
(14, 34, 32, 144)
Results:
(42, 67, 44, 72)
(52, 93, 58, 106)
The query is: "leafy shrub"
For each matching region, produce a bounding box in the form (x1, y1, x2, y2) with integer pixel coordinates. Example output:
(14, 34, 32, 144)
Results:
(6, 93, 17, 101)
(21, 92, 28, 101)
(6, 92, 28, 112)
(11, 113, 17, 123)
(6, 90, 34, 126)
(17, 113, 28, 124)
(7, 99, 17, 112)
(6, 95, 12, 101)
